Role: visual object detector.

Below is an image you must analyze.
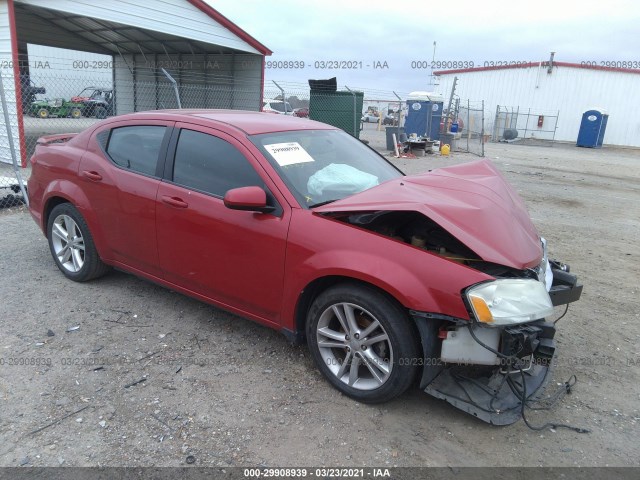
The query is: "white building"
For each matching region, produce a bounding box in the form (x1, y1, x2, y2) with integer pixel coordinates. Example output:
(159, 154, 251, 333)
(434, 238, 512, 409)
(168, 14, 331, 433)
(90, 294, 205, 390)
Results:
(434, 61, 640, 147)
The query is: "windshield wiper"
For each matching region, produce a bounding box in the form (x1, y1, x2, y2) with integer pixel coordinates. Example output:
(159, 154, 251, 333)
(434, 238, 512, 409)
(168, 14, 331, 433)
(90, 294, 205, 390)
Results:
(309, 199, 340, 208)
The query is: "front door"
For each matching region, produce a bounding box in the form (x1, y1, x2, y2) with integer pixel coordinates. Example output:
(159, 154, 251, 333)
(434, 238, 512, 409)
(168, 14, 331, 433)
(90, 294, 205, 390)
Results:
(155, 124, 290, 323)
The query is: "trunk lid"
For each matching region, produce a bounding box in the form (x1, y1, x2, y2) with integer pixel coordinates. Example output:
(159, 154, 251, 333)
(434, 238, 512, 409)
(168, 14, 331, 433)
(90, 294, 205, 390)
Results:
(36, 133, 78, 145)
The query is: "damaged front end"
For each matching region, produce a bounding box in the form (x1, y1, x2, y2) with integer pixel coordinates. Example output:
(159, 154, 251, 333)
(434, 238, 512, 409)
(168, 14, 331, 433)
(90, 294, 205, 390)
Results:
(313, 160, 583, 424)
(320, 208, 583, 424)
(412, 258, 582, 425)
(413, 314, 557, 425)
(318, 209, 582, 424)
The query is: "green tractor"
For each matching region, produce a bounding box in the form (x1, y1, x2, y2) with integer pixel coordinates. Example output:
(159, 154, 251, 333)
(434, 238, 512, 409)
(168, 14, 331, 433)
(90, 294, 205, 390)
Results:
(30, 98, 84, 119)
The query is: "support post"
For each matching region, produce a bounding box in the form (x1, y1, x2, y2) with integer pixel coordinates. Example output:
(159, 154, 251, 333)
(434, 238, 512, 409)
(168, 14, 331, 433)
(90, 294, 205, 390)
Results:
(272, 80, 286, 115)
(0, 72, 28, 206)
(345, 86, 357, 137)
(161, 68, 181, 109)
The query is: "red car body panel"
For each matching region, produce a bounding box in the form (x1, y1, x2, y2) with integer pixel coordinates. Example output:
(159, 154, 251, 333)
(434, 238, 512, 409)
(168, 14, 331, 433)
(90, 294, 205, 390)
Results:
(27, 110, 539, 337)
(280, 209, 492, 326)
(315, 160, 542, 270)
(182, 110, 332, 134)
(155, 122, 291, 322)
(77, 119, 173, 277)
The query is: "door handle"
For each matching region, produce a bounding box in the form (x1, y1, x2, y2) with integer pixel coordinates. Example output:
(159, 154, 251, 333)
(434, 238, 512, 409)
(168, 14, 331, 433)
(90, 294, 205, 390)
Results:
(161, 195, 188, 208)
(82, 170, 102, 181)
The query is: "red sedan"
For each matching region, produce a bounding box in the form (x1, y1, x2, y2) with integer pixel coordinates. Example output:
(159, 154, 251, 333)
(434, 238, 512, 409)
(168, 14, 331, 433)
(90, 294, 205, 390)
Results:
(27, 110, 582, 424)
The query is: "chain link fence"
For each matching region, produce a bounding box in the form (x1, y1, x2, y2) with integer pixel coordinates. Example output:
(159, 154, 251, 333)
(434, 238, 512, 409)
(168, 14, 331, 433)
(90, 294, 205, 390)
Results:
(453, 100, 485, 157)
(0, 71, 28, 210)
(1, 52, 267, 210)
(262, 81, 487, 157)
(263, 80, 365, 138)
(492, 106, 559, 146)
(1, 52, 490, 212)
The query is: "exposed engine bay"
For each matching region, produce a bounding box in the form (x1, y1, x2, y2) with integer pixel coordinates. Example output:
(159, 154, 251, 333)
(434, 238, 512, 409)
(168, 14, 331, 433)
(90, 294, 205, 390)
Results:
(326, 210, 538, 279)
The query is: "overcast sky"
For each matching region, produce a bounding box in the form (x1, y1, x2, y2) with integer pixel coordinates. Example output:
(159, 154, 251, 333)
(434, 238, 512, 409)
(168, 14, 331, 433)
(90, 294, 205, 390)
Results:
(208, 0, 640, 96)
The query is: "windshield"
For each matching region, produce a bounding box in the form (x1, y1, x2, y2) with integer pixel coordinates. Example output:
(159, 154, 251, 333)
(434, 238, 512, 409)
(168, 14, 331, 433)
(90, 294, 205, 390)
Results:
(77, 88, 94, 97)
(268, 102, 293, 113)
(250, 129, 403, 208)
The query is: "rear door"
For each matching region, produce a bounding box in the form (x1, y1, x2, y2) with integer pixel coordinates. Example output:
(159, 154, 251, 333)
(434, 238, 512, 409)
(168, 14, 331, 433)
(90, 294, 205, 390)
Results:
(79, 120, 173, 277)
(155, 123, 291, 323)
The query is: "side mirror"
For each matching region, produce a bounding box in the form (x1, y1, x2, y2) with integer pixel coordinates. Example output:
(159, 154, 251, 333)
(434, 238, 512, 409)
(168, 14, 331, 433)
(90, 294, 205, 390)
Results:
(223, 186, 275, 213)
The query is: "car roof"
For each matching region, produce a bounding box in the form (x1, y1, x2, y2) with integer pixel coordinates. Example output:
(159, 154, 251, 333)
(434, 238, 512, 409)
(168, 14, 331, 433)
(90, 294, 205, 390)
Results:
(107, 109, 335, 135)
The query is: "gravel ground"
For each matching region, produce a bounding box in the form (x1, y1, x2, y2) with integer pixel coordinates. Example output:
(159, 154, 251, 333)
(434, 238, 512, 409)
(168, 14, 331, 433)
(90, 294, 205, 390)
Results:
(0, 125, 639, 468)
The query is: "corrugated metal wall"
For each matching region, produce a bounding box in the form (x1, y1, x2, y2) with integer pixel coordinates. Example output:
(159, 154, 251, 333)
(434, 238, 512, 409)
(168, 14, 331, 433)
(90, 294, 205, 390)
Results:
(436, 65, 640, 147)
(27, 45, 113, 99)
(114, 54, 262, 114)
(0, 0, 21, 166)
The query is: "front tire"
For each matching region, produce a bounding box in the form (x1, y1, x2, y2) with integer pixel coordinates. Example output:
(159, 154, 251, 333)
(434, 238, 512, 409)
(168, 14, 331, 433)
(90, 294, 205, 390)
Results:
(306, 283, 420, 403)
(47, 203, 110, 282)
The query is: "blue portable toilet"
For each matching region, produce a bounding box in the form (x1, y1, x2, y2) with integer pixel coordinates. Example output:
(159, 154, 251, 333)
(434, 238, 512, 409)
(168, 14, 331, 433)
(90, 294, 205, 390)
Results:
(577, 109, 609, 148)
(404, 91, 444, 140)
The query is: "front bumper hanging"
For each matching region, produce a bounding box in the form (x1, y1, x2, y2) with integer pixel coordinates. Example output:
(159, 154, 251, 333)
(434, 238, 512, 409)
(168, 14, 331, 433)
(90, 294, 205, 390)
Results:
(424, 321, 556, 425)
(548, 264, 583, 306)
(415, 261, 582, 425)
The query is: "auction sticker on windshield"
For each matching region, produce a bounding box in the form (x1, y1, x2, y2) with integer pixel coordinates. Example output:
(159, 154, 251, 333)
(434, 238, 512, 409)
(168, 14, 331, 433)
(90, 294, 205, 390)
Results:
(265, 142, 315, 167)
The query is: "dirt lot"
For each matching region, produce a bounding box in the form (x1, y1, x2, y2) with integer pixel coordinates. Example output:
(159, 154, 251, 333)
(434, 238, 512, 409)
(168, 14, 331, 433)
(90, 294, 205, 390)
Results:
(1, 127, 639, 468)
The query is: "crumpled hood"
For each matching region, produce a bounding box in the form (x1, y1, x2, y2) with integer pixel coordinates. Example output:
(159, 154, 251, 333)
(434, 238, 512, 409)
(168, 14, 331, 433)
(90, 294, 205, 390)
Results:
(314, 159, 542, 269)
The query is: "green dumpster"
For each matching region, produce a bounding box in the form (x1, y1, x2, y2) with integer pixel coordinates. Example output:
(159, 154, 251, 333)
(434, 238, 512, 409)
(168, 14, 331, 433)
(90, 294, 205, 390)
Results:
(309, 90, 364, 139)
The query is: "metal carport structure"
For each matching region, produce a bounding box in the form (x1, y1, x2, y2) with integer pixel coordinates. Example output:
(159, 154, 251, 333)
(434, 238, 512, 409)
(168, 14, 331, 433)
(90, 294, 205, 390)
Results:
(0, 0, 271, 167)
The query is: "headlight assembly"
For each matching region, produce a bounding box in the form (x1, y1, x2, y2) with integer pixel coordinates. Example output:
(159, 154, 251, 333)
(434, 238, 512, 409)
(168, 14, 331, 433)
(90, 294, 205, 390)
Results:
(466, 279, 554, 326)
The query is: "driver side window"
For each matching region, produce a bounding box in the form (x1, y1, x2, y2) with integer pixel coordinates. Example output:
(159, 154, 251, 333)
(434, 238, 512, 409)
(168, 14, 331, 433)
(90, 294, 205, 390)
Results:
(172, 129, 264, 197)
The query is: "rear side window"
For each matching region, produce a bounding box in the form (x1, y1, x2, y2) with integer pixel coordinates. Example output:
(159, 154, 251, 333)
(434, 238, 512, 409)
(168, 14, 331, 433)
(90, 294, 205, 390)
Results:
(106, 125, 166, 176)
(172, 129, 263, 197)
(269, 102, 285, 112)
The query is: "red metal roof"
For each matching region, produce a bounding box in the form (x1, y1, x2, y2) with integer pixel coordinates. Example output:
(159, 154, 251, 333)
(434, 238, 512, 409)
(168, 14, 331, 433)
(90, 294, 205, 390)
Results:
(186, 0, 272, 56)
(434, 61, 640, 76)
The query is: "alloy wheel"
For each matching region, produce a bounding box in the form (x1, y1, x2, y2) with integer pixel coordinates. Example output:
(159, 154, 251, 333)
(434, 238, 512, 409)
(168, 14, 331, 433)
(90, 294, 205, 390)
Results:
(51, 214, 85, 272)
(316, 302, 393, 390)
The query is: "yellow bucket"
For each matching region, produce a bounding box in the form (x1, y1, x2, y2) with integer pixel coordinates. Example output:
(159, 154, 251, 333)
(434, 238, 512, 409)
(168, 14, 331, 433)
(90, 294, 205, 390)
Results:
(441, 144, 451, 156)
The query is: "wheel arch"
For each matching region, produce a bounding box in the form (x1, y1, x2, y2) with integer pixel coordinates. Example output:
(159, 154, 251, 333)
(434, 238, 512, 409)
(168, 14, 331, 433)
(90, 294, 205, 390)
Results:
(42, 195, 72, 237)
(41, 189, 111, 262)
(290, 275, 418, 346)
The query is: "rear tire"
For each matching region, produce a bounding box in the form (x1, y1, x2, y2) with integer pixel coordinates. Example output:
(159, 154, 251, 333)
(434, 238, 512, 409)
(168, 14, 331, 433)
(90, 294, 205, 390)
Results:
(37, 108, 49, 119)
(306, 283, 420, 403)
(47, 203, 110, 282)
(95, 106, 107, 119)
